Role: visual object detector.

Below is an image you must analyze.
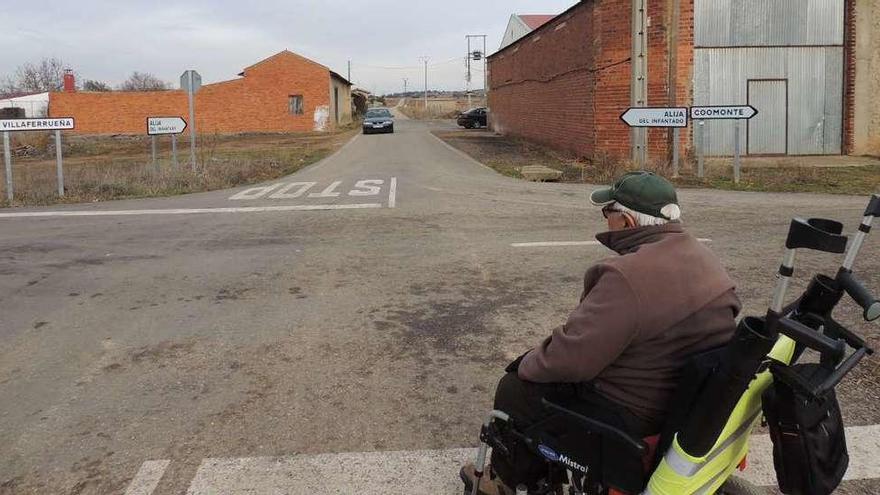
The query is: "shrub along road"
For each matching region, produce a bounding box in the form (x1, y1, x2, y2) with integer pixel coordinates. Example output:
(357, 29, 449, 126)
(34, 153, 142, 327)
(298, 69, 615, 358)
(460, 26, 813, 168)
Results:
(0, 118, 877, 494)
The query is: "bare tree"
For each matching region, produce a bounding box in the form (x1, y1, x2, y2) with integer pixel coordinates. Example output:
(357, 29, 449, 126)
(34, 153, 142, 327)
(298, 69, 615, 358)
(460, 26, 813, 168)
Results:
(13, 57, 68, 92)
(119, 72, 168, 91)
(82, 80, 112, 92)
(0, 75, 18, 95)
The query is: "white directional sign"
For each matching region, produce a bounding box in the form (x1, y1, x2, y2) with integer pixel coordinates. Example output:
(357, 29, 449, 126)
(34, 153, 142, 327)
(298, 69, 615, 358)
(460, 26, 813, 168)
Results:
(620, 107, 688, 128)
(691, 105, 758, 120)
(0, 117, 75, 132)
(147, 117, 187, 135)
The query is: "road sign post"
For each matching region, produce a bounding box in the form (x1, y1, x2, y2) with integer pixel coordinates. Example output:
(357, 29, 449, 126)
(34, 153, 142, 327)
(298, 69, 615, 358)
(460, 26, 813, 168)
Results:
(672, 127, 680, 178)
(54, 130, 64, 196)
(151, 135, 158, 171)
(689, 106, 757, 184)
(697, 120, 706, 178)
(171, 134, 178, 168)
(180, 70, 201, 171)
(0, 118, 75, 203)
(734, 121, 741, 184)
(3, 132, 11, 202)
(147, 117, 187, 172)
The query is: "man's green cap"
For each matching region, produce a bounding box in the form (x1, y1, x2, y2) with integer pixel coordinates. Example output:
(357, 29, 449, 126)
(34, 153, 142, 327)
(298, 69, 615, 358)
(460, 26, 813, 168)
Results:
(589, 171, 679, 220)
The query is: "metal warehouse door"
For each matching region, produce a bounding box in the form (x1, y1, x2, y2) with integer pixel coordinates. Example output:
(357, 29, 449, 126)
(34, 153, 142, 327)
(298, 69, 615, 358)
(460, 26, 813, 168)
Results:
(747, 80, 787, 155)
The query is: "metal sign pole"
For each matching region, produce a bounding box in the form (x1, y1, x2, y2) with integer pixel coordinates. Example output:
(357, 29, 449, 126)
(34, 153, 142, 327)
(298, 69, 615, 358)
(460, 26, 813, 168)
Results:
(3, 131, 11, 203)
(188, 71, 197, 171)
(672, 127, 680, 177)
(171, 134, 178, 168)
(151, 135, 158, 171)
(697, 120, 705, 178)
(54, 130, 64, 196)
(733, 120, 741, 184)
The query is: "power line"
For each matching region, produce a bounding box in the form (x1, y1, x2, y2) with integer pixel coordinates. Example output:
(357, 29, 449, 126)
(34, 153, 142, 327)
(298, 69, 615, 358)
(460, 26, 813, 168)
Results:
(353, 57, 460, 70)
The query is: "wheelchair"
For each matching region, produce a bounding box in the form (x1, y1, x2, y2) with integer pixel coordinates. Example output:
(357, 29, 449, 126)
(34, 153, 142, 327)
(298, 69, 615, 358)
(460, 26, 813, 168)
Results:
(467, 195, 880, 495)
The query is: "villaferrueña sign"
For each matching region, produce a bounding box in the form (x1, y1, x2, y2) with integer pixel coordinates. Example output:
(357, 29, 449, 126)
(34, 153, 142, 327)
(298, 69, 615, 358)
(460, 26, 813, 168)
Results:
(0, 118, 75, 132)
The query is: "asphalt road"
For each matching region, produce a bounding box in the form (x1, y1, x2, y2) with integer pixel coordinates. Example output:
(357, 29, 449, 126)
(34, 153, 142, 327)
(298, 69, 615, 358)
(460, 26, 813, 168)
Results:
(1, 116, 878, 494)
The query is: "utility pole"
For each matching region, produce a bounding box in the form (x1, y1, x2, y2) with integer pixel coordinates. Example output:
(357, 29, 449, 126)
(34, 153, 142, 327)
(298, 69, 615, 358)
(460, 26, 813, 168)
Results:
(466, 35, 488, 110)
(466, 36, 472, 108)
(419, 56, 429, 109)
(403, 78, 408, 96)
(630, 0, 648, 166)
(347, 60, 351, 82)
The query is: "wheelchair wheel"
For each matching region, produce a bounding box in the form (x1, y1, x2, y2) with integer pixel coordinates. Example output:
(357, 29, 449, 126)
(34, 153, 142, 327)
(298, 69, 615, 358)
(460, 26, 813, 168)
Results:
(716, 476, 766, 495)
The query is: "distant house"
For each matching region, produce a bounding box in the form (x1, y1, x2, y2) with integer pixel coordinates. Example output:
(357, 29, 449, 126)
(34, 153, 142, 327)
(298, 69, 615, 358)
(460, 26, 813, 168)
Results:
(498, 14, 556, 50)
(49, 50, 352, 134)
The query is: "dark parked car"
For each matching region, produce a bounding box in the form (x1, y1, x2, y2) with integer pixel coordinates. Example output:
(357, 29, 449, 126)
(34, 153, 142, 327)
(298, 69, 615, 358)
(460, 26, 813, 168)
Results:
(362, 108, 394, 134)
(457, 107, 487, 129)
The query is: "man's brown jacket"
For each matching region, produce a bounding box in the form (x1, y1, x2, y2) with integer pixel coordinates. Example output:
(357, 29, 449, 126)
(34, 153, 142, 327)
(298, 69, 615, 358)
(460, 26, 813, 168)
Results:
(518, 222, 741, 425)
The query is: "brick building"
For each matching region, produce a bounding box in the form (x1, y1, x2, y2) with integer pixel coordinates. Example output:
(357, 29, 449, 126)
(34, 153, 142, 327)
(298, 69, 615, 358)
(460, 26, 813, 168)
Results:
(487, 0, 876, 161)
(49, 50, 352, 135)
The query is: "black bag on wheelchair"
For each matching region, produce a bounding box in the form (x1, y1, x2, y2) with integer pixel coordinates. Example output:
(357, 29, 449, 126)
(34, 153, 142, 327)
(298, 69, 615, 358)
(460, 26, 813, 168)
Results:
(762, 363, 848, 495)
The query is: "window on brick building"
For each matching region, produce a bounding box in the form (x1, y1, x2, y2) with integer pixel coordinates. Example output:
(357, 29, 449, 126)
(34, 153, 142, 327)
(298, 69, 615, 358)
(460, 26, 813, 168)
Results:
(289, 95, 304, 115)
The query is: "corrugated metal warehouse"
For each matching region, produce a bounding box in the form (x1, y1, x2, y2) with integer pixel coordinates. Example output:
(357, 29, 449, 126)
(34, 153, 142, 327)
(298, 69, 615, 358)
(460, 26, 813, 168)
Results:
(488, 0, 878, 159)
(694, 0, 845, 155)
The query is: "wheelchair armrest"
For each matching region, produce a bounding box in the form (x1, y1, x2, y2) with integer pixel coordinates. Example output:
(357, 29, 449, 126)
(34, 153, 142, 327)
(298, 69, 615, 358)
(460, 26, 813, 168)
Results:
(541, 398, 647, 457)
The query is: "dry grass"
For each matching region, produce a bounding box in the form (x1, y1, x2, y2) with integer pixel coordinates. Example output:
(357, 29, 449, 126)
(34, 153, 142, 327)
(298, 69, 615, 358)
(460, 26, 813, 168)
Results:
(399, 97, 486, 120)
(0, 129, 358, 207)
(433, 129, 880, 195)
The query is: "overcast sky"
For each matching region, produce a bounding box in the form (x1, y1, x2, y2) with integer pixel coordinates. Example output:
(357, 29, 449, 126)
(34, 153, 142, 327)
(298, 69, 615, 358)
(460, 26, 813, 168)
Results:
(0, 0, 579, 95)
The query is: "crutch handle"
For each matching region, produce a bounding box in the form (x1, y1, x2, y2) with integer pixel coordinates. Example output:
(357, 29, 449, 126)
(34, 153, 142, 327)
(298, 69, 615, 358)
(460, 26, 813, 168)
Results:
(838, 270, 880, 322)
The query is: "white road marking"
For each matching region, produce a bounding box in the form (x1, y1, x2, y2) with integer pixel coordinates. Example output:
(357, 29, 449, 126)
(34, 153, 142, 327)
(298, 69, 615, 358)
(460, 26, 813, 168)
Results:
(512, 238, 712, 248)
(269, 182, 316, 199)
(124, 459, 170, 495)
(349, 179, 385, 197)
(389, 176, 398, 208)
(129, 424, 880, 494)
(309, 181, 343, 198)
(512, 241, 602, 248)
(229, 183, 285, 200)
(0, 204, 384, 219)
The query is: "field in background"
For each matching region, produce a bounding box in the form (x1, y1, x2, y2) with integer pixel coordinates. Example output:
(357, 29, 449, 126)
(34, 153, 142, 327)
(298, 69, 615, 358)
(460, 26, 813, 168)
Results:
(0, 129, 358, 207)
(434, 129, 880, 195)
(398, 97, 486, 120)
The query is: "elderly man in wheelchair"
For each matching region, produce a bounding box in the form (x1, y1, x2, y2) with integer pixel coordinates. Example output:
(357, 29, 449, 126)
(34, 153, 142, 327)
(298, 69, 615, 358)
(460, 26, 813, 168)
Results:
(461, 176, 879, 495)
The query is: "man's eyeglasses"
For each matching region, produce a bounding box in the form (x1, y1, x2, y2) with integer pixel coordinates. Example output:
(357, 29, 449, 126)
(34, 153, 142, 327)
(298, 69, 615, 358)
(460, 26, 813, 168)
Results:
(602, 204, 618, 219)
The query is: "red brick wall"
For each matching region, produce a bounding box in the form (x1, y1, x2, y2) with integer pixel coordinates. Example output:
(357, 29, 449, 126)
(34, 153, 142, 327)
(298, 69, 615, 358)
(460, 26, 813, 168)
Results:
(488, 0, 695, 162)
(488, 3, 598, 156)
(49, 51, 336, 135)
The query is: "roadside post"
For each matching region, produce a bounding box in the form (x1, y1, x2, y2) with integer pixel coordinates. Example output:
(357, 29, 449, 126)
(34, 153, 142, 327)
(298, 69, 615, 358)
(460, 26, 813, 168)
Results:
(0, 117, 75, 202)
(147, 117, 187, 171)
(180, 70, 201, 171)
(54, 130, 64, 196)
(151, 135, 158, 171)
(697, 120, 705, 178)
(619, 107, 688, 175)
(734, 122, 741, 184)
(3, 132, 11, 202)
(690, 105, 757, 184)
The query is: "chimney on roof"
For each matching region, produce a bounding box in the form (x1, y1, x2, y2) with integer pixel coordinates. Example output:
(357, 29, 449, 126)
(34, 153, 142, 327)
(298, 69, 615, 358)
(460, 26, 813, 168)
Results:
(63, 69, 75, 92)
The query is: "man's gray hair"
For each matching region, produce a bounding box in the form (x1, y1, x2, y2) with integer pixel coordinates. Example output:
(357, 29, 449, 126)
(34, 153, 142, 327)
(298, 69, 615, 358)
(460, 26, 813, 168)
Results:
(608, 202, 681, 226)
